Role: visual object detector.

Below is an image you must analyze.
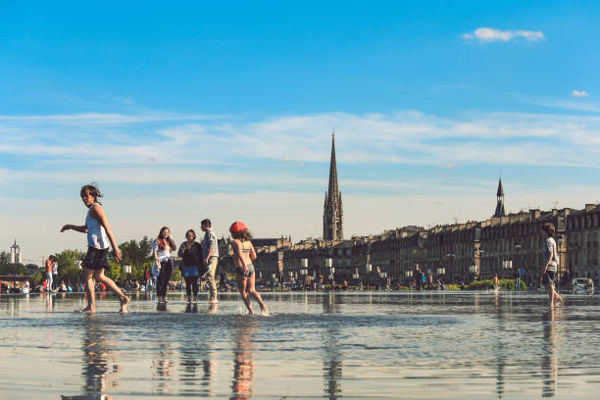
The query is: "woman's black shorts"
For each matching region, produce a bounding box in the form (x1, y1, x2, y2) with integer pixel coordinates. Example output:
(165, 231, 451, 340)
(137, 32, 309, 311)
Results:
(82, 247, 110, 271)
(542, 270, 556, 287)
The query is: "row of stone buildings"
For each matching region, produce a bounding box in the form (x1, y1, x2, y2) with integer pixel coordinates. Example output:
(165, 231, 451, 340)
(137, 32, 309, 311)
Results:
(238, 201, 598, 287)
(217, 136, 600, 287)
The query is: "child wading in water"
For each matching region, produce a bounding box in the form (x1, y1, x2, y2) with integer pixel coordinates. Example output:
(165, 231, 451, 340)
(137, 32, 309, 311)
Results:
(230, 221, 268, 315)
(61, 184, 130, 313)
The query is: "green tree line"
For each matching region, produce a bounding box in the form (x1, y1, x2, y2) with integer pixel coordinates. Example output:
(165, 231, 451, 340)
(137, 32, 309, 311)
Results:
(1, 237, 183, 285)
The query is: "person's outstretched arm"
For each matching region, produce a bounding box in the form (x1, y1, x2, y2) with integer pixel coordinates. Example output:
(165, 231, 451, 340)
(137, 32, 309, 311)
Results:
(60, 224, 87, 233)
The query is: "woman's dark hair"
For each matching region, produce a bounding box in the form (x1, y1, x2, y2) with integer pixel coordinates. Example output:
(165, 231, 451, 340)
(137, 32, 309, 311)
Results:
(542, 222, 556, 238)
(80, 183, 103, 204)
(158, 226, 170, 238)
(231, 229, 252, 241)
(185, 229, 196, 240)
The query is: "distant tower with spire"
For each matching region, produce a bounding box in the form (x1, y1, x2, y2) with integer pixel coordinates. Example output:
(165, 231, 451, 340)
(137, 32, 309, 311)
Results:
(494, 178, 506, 217)
(323, 132, 343, 241)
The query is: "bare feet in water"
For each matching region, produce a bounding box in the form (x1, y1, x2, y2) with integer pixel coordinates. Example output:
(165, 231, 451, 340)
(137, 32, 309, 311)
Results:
(77, 307, 95, 313)
(120, 296, 130, 313)
(554, 296, 563, 307)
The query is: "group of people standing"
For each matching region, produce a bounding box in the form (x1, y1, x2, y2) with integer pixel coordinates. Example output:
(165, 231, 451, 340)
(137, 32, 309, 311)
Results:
(150, 219, 219, 305)
(60, 183, 268, 315)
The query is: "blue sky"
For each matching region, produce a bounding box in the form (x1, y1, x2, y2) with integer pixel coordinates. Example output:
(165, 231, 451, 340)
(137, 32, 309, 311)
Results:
(1, 1, 600, 262)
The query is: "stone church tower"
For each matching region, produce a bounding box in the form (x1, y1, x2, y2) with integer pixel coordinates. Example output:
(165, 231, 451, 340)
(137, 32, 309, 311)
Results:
(323, 133, 343, 241)
(494, 178, 506, 217)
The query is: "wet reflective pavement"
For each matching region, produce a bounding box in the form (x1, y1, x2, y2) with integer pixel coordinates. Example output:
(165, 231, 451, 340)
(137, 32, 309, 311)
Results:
(1, 291, 599, 399)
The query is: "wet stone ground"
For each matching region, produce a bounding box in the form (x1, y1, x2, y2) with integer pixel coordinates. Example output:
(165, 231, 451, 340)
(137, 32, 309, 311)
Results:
(1, 291, 599, 399)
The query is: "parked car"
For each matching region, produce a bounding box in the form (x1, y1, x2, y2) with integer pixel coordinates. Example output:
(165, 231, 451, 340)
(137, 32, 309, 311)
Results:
(572, 278, 594, 294)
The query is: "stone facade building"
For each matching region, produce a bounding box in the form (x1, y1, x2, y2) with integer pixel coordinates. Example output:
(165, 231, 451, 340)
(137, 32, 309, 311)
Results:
(218, 136, 600, 288)
(567, 204, 600, 282)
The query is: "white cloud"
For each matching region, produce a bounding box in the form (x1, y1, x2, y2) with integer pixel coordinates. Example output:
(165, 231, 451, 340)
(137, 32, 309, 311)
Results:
(3, 110, 600, 170)
(572, 90, 589, 98)
(462, 27, 545, 43)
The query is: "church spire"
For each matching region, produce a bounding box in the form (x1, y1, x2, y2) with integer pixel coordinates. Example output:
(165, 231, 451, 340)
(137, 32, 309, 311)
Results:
(323, 131, 343, 241)
(328, 132, 339, 197)
(494, 178, 505, 217)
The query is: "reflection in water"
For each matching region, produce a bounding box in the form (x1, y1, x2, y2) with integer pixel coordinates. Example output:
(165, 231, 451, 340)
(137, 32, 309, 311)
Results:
(178, 314, 216, 397)
(542, 308, 560, 398)
(3, 293, 598, 399)
(494, 296, 506, 399)
(76, 315, 119, 400)
(322, 296, 342, 399)
(231, 319, 256, 400)
(152, 342, 174, 394)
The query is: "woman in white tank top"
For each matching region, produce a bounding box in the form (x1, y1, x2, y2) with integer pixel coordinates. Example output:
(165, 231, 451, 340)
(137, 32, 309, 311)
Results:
(61, 184, 130, 313)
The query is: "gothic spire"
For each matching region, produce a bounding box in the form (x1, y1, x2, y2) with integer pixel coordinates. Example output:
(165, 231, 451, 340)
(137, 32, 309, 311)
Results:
(323, 131, 343, 241)
(494, 178, 505, 217)
(327, 132, 339, 197)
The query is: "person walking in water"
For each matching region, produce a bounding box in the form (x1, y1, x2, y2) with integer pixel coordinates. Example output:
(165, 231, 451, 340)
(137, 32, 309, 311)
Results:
(44, 255, 55, 292)
(51, 257, 59, 290)
(493, 274, 500, 292)
(541, 223, 563, 307)
(60, 184, 129, 313)
(230, 221, 268, 315)
(178, 229, 203, 304)
(201, 219, 219, 304)
(153, 226, 177, 304)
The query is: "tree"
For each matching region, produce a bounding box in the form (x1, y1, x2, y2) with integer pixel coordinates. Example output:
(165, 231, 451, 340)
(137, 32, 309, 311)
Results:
(54, 249, 85, 284)
(106, 261, 122, 282)
(0, 251, 9, 266)
(25, 264, 39, 275)
(112, 237, 153, 282)
(0, 263, 26, 276)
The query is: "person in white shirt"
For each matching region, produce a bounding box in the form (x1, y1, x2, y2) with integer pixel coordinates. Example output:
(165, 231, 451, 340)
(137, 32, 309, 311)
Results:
(153, 226, 177, 304)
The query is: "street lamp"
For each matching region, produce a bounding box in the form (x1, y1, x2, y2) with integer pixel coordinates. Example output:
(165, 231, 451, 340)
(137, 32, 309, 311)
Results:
(10, 240, 21, 292)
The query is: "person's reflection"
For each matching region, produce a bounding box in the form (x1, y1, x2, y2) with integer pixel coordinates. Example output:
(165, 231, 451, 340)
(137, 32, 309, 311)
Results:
(231, 319, 256, 400)
(185, 303, 198, 313)
(494, 296, 506, 399)
(322, 292, 338, 314)
(44, 291, 53, 312)
(323, 327, 342, 399)
(152, 342, 174, 394)
(72, 314, 118, 400)
(178, 320, 216, 397)
(542, 308, 560, 398)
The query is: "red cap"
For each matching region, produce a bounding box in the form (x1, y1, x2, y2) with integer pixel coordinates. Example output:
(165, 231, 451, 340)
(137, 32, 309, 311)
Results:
(229, 221, 248, 233)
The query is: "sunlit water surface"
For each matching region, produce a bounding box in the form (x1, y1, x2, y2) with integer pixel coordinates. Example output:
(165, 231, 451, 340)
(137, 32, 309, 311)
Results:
(1, 291, 600, 399)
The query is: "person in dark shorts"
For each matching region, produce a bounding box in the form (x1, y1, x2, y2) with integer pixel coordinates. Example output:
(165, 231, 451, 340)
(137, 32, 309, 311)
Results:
(61, 184, 130, 313)
(540, 222, 563, 307)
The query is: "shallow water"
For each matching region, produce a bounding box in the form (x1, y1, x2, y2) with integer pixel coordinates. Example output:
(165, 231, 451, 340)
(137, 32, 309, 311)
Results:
(1, 291, 599, 399)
